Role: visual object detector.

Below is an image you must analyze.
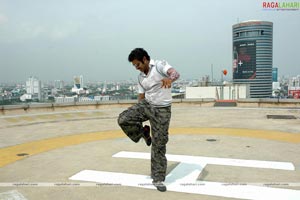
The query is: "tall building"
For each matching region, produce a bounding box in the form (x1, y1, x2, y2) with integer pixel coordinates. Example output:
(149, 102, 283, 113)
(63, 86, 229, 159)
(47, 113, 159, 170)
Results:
(272, 67, 278, 82)
(26, 76, 43, 101)
(288, 75, 300, 99)
(72, 75, 86, 95)
(73, 75, 84, 89)
(232, 20, 273, 98)
(54, 80, 65, 89)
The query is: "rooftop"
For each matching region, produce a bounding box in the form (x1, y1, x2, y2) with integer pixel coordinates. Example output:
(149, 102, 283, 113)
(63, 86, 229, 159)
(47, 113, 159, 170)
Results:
(0, 100, 300, 200)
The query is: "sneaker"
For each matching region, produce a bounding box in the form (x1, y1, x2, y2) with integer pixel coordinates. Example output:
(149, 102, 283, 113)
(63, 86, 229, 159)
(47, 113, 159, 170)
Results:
(142, 125, 151, 146)
(152, 181, 167, 192)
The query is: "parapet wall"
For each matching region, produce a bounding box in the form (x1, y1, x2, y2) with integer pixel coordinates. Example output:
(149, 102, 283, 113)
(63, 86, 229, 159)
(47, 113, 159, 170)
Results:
(236, 98, 300, 108)
(1, 98, 300, 115)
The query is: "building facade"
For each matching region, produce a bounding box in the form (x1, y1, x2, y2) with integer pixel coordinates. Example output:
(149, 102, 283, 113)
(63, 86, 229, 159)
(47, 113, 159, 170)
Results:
(72, 75, 86, 94)
(73, 75, 84, 89)
(288, 75, 300, 99)
(185, 84, 250, 100)
(54, 80, 65, 89)
(232, 20, 273, 98)
(272, 67, 278, 82)
(26, 76, 43, 101)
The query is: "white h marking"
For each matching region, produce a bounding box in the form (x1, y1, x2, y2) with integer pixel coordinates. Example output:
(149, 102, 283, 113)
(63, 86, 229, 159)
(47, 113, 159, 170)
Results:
(70, 151, 300, 200)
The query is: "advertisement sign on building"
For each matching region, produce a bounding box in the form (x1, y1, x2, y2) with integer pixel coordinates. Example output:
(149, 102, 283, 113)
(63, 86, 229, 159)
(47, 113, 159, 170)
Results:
(288, 87, 300, 99)
(233, 40, 256, 80)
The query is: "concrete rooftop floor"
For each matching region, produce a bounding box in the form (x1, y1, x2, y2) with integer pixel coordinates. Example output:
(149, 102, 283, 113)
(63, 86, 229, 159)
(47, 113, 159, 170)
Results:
(0, 103, 300, 200)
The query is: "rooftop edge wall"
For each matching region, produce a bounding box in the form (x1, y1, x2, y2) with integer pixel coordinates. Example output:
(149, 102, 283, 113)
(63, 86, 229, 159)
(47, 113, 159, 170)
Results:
(1, 99, 300, 116)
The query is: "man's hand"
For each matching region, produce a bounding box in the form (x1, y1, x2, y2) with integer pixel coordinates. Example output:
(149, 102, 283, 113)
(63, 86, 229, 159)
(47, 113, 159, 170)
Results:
(138, 93, 145, 102)
(161, 78, 172, 88)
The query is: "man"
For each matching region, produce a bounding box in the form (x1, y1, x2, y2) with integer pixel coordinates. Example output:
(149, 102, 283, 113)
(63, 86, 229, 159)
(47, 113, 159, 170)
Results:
(118, 48, 180, 192)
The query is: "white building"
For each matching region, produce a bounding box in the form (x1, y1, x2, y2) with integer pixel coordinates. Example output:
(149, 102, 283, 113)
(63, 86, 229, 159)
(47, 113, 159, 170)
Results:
(289, 75, 300, 88)
(54, 80, 65, 89)
(74, 75, 83, 88)
(288, 75, 300, 99)
(72, 75, 86, 94)
(185, 84, 250, 100)
(272, 82, 281, 97)
(24, 76, 43, 101)
(55, 97, 75, 104)
(54, 95, 110, 103)
(20, 94, 32, 102)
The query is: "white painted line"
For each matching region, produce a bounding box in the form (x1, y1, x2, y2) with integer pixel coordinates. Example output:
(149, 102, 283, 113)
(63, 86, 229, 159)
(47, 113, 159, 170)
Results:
(0, 190, 28, 200)
(165, 162, 203, 183)
(70, 170, 300, 200)
(70, 151, 300, 200)
(70, 170, 155, 190)
(113, 151, 295, 170)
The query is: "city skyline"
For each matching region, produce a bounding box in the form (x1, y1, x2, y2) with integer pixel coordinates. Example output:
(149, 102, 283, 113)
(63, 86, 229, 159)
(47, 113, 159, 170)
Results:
(0, 0, 299, 83)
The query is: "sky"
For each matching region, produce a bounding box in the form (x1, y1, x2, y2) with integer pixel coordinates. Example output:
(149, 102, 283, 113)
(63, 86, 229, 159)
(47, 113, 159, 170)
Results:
(0, 0, 299, 83)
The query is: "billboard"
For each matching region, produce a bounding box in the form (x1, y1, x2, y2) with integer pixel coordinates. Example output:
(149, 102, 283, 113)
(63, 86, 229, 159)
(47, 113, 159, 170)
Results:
(233, 40, 256, 80)
(288, 87, 300, 99)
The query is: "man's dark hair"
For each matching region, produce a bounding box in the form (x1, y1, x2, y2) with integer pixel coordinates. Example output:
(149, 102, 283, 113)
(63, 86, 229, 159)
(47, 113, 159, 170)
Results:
(128, 48, 150, 63)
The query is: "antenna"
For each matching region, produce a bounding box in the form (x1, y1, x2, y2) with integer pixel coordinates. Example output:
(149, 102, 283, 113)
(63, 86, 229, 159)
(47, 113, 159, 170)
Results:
(211, 64, 214, 83)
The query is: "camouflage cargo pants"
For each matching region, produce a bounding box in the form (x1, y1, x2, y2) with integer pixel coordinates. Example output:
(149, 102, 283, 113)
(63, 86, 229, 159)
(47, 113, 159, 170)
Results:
(117, 99, 171, 182)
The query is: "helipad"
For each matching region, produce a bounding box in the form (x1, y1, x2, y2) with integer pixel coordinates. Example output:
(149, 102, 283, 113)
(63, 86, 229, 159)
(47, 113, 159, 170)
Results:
(0, 103, 299, 200)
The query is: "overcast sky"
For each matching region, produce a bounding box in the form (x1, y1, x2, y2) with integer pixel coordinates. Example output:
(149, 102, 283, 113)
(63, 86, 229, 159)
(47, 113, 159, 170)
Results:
(0, 0, 299, 83)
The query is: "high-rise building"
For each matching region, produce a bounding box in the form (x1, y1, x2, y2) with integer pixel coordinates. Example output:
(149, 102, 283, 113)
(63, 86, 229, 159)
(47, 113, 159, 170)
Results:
(54, 80, 65, 89)
(26, 76, 43, 101)
(232, 20, 273, 98)
(272, 67, 278, 82)
(288, 75, 300, 99)
(72, 75, 86, 95)
(73, 75, 84, 89)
